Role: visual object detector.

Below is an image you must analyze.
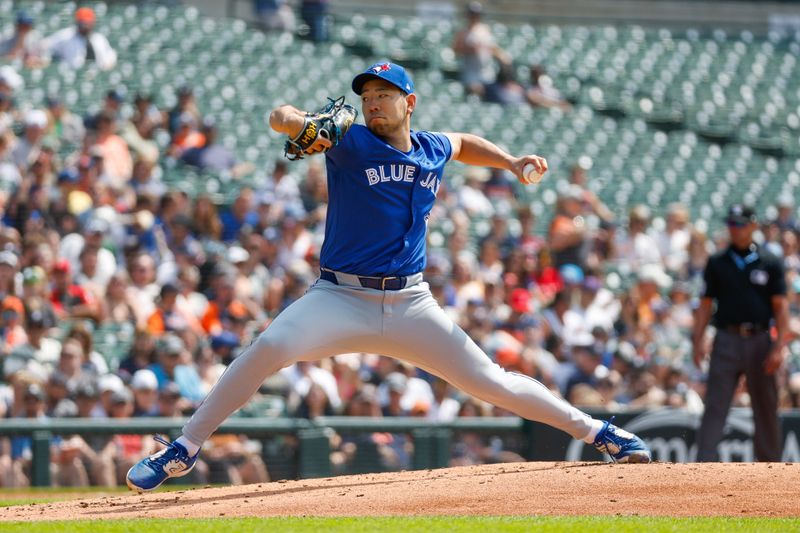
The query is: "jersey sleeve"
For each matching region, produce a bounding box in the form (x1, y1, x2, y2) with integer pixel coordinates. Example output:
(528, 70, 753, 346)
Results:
(325, 122, 364, 165)
(427, 131, 454, 162)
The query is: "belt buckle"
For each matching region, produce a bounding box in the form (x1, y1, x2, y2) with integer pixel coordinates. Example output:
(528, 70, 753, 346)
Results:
(740, 323, 754, 336)
(381, 276, 397, 290)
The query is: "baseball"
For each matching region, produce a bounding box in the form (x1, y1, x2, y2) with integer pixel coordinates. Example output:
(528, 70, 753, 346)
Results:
(522, 163, 544, 184)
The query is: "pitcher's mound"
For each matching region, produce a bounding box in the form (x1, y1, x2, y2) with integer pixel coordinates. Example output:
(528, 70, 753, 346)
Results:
(1, 462, 798, 521)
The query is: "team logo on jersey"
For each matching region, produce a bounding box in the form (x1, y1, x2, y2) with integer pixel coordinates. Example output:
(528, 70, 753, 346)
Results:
(371, 63, 391, 73)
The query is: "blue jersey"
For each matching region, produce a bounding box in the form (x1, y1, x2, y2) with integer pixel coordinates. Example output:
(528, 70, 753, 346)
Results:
(322, 124, 452, 276)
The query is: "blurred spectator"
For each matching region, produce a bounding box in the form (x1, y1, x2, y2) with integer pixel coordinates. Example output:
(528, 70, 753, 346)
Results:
(282, 360, 342, 413)
(772, 195, 798, 233)
(0, 251, 19, 298)
(261, 160, 300, 206)
(203, 433, 269, 485)
(11, 109, 48, 170)
(156, 381, 184, 417)
(0, 11, 47, 68)
(654, 203, 691, 274)
(525, 64, 572, 111)
(614, 204, 662, 270)
(89, 111, 133, 188)
(53, 338, 87, 391)
(220, 188, 258, 243)
(299, 161, 327, 220)
(45, 7, 117, 70)
(0, 128, 21, 187)
(0, 296, 27, 351)
(49, 259, 100, 322)
(633, 264, 671, 331)
(548, 186, 588, 269)
(180, 119, 235, 174)
(564, 340, 605, 401)
(101, 270, 138, 326)
(44, 96, 85, 147)
(667, 281, 694, 330)
(168, 112, 205, 159)
(685, 227, 711, 280)
(60, 216, 117, 278)
(64, 322, 108, 376)
(253, 0, 296, 32)
(196, 339, 227, 393)
(121, 93, 161, 165)
(0, 70, 19, 133)
(483, 63, 526, 105)
(380, 372, 409, 416)
(146, 282, 199, 335)
(452, 1, 511, 97)
(426, 378, 460, 422)
(127, 253, 159, 327)
(8, 384, 50, 486)
(148, 333, 205, 403)
(336, 386, 402, 473)
(295, 381, 333, 419)
(104, 387, 157, 484)
(567, 161, 614, 225)
(7, 305, 59, 375)
(456, 167, 493, 217)
(300, 0, 330, 43)
(167, 86, 201, 136)
(117, 328, 157, 381)
(191, 195, 223, 242)
(131, 369, 159, 417)
(201, 268, 253, 335)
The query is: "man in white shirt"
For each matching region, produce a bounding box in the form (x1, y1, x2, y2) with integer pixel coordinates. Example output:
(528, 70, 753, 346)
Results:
(11, 109, 47, 170)
(654, 203, 691, 273)
(614, 204, 662, 270)
(45, 7, 116, 71)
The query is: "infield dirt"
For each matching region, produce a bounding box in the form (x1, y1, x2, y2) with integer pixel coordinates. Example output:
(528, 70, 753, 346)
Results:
(0, 462, 797, 520)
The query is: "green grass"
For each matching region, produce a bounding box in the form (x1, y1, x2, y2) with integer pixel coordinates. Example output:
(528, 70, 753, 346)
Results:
(0, 516, 798, 532)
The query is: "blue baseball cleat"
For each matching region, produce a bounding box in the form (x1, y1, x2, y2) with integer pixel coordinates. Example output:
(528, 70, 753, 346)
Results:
(592, 419, 652, 463)
(126, 435, 199, 492)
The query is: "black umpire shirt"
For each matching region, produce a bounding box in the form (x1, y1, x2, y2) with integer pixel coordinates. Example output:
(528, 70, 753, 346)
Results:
(702, 243, 786, 328)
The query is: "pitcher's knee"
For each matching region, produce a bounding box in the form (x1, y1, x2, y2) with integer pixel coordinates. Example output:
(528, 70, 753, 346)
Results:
(240, 331, 295, 367)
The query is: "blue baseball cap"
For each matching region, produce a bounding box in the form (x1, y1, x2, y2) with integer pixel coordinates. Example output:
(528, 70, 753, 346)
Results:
(16, 11, 34, 25)
(352, 62, 414, 95)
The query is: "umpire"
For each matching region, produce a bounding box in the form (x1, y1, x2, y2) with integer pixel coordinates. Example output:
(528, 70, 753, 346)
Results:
(692, 204, 789, 461)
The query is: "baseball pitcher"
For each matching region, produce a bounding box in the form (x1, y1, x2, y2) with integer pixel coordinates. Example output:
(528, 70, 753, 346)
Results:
(127, 62, 650, 492)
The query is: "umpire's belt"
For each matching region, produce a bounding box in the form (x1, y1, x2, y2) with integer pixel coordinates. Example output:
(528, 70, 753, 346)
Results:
(320, 268, 422, 290)
(722, 323, 768, 337)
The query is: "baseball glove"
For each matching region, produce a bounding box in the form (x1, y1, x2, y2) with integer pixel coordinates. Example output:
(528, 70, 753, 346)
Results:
(283, 96, 358, 160)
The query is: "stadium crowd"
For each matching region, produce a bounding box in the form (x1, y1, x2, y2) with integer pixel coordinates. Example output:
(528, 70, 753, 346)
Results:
(0, 5, 799, 487)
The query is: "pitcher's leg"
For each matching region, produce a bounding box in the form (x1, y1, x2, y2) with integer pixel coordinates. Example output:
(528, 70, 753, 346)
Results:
(382, 291, 595, 440)
(182, 281, 379, 445)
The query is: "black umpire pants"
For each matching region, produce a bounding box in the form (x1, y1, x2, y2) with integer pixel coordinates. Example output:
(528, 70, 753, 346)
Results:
(696, 329, 781, 462)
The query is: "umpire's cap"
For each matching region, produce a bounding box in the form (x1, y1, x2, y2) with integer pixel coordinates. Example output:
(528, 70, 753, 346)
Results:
(352, 62, 414, 95)
(725, 203, 757, 225)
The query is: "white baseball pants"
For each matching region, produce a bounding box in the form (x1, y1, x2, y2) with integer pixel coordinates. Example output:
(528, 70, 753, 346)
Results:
(182, 279, 595, 445)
